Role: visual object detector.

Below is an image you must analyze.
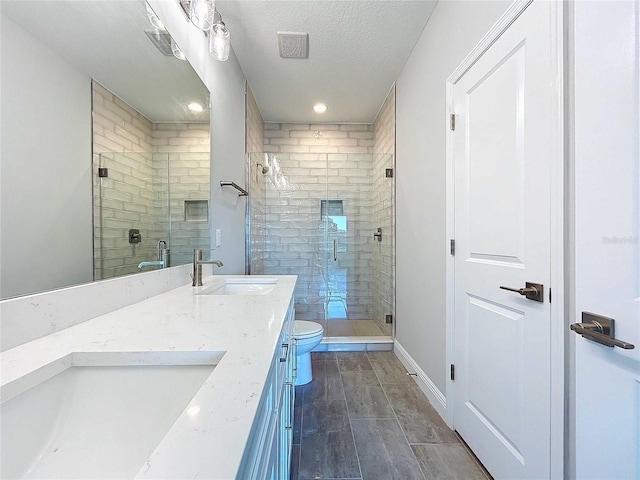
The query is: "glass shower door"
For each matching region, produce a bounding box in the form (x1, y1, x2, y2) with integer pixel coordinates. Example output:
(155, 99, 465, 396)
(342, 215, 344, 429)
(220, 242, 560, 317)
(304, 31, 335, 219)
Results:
(323, 153, 394, 337)
(252, 151, 394, 340)
(94, 151, 168, 280)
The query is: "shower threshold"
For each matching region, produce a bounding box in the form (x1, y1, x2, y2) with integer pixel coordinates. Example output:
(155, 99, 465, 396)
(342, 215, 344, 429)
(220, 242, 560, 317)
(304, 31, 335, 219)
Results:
(314, 336, 393, 352)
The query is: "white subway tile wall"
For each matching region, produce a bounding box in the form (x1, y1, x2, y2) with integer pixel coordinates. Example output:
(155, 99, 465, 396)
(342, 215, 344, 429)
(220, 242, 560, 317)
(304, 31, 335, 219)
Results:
(246, 86, 264, 154)
(93, 82, 155, 280)
(252, 123, 395, 326)
(246, 86, 267, 274)
(154, 123, 211, 267)
(92, 82, 210, 279)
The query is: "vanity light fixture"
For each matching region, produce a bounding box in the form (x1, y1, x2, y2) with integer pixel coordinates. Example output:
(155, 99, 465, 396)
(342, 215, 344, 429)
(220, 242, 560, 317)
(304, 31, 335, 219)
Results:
(210, 11, 230, 62)
(145, 2, 166, 31)
(189, 0, 216, 31)
(313, 103, 328, 114)
(179, 1, 231, 62)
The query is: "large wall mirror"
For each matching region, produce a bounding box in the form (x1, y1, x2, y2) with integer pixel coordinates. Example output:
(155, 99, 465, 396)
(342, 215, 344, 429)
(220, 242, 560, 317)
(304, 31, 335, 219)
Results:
(1, 0, 211, 299)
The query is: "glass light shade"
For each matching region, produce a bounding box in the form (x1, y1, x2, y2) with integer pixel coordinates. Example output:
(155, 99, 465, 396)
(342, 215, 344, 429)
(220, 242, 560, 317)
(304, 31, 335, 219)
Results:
(210, 23, 230, 61)
(171, 38, 187, 61)
(145, 3, 165, 31)
(190, 0, 215, 31)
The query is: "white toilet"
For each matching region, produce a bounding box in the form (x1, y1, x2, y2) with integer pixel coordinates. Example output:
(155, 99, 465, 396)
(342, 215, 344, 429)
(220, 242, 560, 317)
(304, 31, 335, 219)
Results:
(293, 320, 324, 386)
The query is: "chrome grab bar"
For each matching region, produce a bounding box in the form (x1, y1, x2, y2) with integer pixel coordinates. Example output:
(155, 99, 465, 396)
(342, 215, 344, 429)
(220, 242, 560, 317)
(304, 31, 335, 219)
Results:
(570, 312, 635, 350)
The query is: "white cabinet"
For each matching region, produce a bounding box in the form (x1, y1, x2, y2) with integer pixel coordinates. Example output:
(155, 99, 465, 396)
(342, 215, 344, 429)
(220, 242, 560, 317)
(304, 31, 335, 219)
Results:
(237, 301, 296, 480)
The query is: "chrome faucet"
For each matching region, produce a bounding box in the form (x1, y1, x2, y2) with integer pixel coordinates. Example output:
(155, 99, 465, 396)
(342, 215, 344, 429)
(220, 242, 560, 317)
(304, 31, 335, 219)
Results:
(192, 248, 223, 286)
(139, 241, 170, 269)
(157, 240, 167, 261)
(138, 260, 164, 269)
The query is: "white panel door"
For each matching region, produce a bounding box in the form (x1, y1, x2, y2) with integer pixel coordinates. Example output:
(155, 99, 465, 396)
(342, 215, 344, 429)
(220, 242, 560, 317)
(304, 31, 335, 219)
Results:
(573, 1, 640, 478)
(452, 2, 556, 478)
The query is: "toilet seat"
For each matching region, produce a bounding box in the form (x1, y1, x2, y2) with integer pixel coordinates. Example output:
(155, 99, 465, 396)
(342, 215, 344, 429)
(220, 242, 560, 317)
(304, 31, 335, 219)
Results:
(294, 320, 323, 339)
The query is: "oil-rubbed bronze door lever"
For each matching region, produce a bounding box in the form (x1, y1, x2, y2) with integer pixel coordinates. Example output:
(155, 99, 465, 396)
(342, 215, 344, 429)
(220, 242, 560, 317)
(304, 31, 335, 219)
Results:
(499, 282, 544, 302)
(570, 312, 635, 349)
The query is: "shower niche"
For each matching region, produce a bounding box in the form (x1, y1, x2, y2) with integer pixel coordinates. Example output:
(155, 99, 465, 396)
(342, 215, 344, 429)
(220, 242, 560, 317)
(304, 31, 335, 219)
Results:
(185, 200, 209, 222)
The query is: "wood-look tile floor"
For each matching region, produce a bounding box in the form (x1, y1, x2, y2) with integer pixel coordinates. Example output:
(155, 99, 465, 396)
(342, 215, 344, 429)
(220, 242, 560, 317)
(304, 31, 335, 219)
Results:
(290, 352, 489, 480)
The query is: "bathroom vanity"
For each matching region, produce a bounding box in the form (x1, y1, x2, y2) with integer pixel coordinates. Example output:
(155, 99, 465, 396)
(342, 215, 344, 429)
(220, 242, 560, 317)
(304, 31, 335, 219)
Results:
(0, 272, 297, 479)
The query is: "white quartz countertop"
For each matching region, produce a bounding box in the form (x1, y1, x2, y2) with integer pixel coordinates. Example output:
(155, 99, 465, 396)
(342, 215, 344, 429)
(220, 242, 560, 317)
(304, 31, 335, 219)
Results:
(0, 275, 297, 480)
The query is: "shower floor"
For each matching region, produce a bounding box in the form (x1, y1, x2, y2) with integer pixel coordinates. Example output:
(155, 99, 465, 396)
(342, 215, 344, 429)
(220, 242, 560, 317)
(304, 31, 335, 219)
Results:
(297, 319, 394, 352)
(298, 319, 389, 337)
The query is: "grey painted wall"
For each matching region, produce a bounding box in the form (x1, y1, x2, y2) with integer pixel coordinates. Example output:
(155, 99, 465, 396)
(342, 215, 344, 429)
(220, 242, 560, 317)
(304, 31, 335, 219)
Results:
(0, 15, 93, 299)
(208, 55, 249, 274)
(395, 1, 510, 395)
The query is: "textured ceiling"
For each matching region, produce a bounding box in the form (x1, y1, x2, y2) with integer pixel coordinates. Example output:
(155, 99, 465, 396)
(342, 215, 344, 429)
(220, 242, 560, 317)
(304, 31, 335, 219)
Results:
(216, 0, 437, 124)
(2, 0, 437, 125)
(1, 1, 209, 123)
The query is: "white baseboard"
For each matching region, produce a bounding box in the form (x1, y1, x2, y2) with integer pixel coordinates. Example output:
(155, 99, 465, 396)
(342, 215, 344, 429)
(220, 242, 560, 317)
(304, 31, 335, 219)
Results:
(394, 340, 447, 421)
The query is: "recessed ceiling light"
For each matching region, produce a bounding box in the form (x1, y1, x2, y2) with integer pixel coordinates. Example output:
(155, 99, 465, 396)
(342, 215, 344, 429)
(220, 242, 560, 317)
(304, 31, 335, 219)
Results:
(313, 103, 328, 114)
(188, 102, 204, 113)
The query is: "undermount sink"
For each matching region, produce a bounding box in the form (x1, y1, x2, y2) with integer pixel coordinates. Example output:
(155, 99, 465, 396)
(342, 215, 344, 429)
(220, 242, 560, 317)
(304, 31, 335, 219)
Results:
(197, 277, 279, 296)
(1, 351, 224, 479)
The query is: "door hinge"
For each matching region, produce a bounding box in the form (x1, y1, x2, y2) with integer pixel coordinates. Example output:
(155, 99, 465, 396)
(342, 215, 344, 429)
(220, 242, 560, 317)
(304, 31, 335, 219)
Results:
(450, 239, 455, 256)
(450, 364, 455, 381)
(450, 113, 456, 131)
(549, 288, 552, 303)
(385, 314, 393, 324)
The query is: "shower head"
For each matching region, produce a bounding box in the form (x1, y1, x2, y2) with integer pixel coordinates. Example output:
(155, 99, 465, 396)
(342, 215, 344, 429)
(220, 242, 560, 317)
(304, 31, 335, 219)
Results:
(256, 163, 270, 174)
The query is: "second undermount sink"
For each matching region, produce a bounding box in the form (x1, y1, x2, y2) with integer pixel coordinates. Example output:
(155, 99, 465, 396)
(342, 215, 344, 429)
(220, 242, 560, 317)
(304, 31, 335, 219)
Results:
(197, 278, 279, 296)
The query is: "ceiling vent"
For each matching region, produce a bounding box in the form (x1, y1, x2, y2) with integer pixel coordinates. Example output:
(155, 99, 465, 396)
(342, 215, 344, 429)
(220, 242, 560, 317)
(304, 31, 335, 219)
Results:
(145, 30, 173, 56)
(277, 32, 308, 59)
